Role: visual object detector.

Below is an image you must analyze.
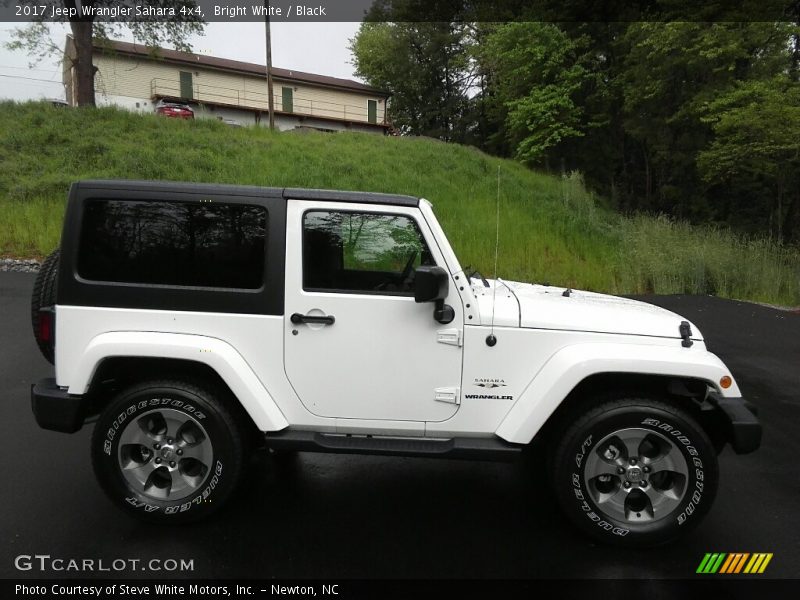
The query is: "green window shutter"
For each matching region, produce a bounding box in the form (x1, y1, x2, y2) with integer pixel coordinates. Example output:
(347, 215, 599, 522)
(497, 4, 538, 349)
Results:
(179, 71, 193, 100)
(282, 87, 293, 113)
(368, 99, 377, 124)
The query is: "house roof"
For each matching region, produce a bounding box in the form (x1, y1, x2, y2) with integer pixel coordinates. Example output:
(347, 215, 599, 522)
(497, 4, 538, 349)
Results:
(92, 38, 390, 97)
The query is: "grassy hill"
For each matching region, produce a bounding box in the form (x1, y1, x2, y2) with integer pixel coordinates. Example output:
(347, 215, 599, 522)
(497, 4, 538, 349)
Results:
(1, 100, 798, 305)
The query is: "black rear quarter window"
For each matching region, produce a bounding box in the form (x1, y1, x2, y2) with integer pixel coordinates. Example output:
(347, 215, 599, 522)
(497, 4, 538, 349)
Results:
(78, 199, 267, 289)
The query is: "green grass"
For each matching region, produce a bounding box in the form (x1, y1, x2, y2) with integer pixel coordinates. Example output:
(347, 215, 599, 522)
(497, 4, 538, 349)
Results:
(1, 100, 798, 305)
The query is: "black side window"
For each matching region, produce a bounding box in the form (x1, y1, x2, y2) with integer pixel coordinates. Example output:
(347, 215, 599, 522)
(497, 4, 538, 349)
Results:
(78, 200, 267, 289)
(303, 211, 435, 294)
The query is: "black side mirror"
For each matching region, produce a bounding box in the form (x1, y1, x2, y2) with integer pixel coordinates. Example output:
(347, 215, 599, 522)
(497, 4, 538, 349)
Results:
(414, 265, 449, 303)
(414, 266, 454, 324)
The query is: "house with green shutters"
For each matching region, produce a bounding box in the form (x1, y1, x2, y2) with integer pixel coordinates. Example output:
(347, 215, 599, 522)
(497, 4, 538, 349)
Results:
(63, 36, 391, 133)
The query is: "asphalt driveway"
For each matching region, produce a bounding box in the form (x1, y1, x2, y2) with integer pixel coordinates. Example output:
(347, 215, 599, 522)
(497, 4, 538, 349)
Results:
(1, 271, 798, 579)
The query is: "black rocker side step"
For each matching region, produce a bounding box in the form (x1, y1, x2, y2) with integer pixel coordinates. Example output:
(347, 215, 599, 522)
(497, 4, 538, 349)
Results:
(263, 430, 522, 462)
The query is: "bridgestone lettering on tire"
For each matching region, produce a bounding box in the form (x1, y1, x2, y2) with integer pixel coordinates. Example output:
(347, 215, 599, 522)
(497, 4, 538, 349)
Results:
(552, 397, 719, 546)
(91, 380, 246, 523)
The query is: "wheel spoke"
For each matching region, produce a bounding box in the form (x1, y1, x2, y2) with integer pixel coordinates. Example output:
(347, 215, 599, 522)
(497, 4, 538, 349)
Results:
(143, 467, 174, 499)
(162, 413, 190, 441)
(176, 421, 212, 464)
(177, 420, 207, 446)
(584, 451, 622, 479)
(177, 458, 209, 489)
(119, 415, 161, 447)
(589, 482, 628, 521)
(595, 485, 628, 507)
(640, 481, 683, 516)
(178, 443, 207, 461)
(119, 443, 153, 470)
(623, 489, 655, 521)
(617, 431, 643, 461)
(123, 459, 157, 477)
(644, 443, 689, 478)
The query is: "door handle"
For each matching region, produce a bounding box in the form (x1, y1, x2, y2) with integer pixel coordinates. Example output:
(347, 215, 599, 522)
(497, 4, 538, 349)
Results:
(290, 313, 335, 325)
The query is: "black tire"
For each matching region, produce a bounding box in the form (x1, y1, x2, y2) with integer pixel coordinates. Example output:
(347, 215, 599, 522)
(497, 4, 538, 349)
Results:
(31, 248, 60, 364)
(91, 380, 247, 523)
(551, 397, 718, 546)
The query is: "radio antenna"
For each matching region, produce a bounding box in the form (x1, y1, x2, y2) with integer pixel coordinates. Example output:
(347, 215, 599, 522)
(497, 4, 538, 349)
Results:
(487, 166, 501, 347)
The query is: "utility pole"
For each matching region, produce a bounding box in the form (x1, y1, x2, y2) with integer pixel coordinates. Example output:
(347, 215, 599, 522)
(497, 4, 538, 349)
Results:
(264, 2, 275, 130)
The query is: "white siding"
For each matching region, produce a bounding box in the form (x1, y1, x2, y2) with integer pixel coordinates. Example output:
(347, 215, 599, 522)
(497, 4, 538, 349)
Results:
(92, 52, 387, 127)
(274, 80, 386, 123)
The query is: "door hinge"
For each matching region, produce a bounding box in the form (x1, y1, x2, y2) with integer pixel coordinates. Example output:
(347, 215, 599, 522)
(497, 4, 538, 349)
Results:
(434, 387, 460, 405)
(437, 328, 462, 347)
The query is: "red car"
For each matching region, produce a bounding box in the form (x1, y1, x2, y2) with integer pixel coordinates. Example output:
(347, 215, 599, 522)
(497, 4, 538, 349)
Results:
(155, 100, 194, 119)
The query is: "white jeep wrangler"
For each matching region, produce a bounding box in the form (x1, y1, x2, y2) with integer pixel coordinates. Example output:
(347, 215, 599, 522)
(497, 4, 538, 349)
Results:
(31, 180, 760, 545)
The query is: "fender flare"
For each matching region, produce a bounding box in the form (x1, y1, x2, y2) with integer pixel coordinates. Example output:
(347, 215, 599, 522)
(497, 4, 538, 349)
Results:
(70, 331, 289, 432)
(494, 342, 740, 444)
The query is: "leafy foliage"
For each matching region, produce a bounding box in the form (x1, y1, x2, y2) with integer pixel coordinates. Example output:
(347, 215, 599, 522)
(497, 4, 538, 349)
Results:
(351, 15, 800, 243)
(698, 77, 800, 241)
(350, 21, 476, 140)
(478, 23, 590, 162)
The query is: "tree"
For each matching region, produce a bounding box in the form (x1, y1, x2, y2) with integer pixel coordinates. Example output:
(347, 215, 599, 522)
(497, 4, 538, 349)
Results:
(698, 77, 800, 242)
(349, 21, 477, 140)
(478, 22, 593, 164)
(5, 1, 205, 106)
(614, 22, 794, 216)
(474, 19, 800, 240)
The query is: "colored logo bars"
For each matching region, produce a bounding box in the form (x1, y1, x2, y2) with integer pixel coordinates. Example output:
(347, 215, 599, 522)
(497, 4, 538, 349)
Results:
(696, 553, 773, 574)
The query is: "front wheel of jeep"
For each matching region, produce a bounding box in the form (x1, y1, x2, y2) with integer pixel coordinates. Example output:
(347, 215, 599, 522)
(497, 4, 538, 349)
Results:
(551, 397, 719, 546)
(91, 380, 247, 523)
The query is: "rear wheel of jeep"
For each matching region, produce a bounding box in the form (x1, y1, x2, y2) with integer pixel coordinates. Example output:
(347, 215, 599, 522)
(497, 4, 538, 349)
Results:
(91, 380, 247, 523)
(551, 397, 718, 546)
(31, 248, 60, 364)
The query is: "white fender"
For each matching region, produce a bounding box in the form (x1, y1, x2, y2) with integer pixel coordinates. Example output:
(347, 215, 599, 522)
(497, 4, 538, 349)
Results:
(71, 331, 289, 432)
(495, 342, 740, 444)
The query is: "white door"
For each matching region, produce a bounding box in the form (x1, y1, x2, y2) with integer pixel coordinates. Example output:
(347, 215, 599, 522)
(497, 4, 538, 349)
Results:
(283, 200, 463, 422)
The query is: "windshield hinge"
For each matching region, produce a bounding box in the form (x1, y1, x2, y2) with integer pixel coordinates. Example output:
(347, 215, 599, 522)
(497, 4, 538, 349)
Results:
(434, 387, 460, 405)
(437, 328, 462, 347)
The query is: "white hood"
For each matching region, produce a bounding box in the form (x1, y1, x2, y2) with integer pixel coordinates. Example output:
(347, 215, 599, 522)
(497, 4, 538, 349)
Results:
(469, 278, 702, 341)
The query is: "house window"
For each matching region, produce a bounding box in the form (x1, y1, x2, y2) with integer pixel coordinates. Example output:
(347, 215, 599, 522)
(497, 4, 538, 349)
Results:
(368, 100, 377, 124)
(282, 87, 293, 113)
(179, 71, 194, 100)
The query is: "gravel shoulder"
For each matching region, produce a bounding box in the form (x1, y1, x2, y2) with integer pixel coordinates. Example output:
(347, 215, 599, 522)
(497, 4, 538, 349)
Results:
(0, 258, 40, 272)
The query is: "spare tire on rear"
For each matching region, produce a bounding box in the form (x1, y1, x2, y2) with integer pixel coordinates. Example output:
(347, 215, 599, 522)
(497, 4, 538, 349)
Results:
(31, 248, 60, 364)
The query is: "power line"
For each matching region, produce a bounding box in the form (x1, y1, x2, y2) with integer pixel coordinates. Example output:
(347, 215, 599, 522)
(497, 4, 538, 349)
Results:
(0, 73, 62, 84)
(0, 65, 59, 73)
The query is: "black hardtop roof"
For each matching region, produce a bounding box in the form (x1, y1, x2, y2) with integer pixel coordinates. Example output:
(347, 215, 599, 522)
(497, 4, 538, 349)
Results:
(73, 180, 420, 208)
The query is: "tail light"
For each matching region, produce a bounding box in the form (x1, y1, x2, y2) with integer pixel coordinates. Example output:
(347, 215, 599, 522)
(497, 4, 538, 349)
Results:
(38, 307, 54, 344)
